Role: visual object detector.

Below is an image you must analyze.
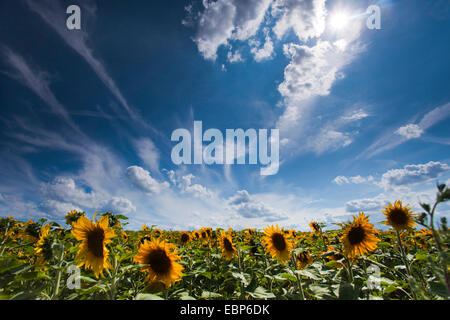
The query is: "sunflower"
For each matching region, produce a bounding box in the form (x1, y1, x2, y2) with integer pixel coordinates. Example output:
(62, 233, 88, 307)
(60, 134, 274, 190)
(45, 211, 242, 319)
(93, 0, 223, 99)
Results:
(152, 228, 163, 238)
(180, 231, 191, 244)
(262, 225, 293, 264)
(18, 220, 41, 242)
(71, 214, 116, 278)
(65, 210, 85, 226)
(34, 224, 53, 269)
(309, 222, 321, 234)
(382, 200, 417, 232)
(245, 228, 256, 241)
(200, 228, 209, 242)
(296, 251, 313, 269)
(193, 230, 200, 240)
(134, 238, 183, 288)
(340, 213, 380, 258)
(219, 231, 237, 261)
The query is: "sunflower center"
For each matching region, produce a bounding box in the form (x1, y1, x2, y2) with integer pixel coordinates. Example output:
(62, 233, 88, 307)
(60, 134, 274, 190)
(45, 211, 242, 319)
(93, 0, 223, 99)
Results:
(87, 228, 105, 258)
(146, 249, 172, 274)
(389, 208, 408, 225)
(181, 233, 189, 243)
(201, 232, 207, 238)
(223, 238, 234, 252)
(271, 233, 287, 251)
(347, 226, 365, 245)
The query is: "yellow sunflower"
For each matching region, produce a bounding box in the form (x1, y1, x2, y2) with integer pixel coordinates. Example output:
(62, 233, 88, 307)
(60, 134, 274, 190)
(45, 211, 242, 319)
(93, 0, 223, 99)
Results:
(34, 224, 52, 269)
(219, 231, 237, 261)
(309, 222, 321, 234)
(65, 210, 84, 226)
(180, 231, 191, 244)
(193, 230, 200, 240)
(382, 200, 417, 232)
(296, 251, 313, 269)
(134, 238, 183, 288)
(71, 214, 116, 278)
(199, 228, 209, 242)
(340, 212, 380, 258)
(262, 225, 293, 264)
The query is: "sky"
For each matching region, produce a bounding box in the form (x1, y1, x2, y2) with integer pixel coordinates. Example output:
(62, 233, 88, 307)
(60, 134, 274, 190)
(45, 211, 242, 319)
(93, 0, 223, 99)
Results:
(0, 0, 449, 231)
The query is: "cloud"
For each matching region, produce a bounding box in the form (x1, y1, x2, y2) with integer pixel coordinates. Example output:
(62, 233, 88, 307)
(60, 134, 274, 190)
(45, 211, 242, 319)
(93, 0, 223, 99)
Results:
(271, 0, 327, 41)
(396, 124, 423, 139)
(360, 102, 450, 158)
(126, 166, 169, 194)
(134, 138, 160, 173)
(187, 0, 272, 60)
(342, 109, 369, 121)
(103, 197, 136, 214)
(249, 28, 274, 62)
(227, 190, 289, 221)
(307, 128, 352, 155)
(227, 49, 244, 63)
(26, 0, 135, 118)
(379, 161, 450, 190)
(178, 174, 216, 200)
(1, 46, 79, 131)
(41, 177, 102, 209)
(39, 200, 82, 217)
(346, 196, 386, 213)
(334, 175, 374, 185)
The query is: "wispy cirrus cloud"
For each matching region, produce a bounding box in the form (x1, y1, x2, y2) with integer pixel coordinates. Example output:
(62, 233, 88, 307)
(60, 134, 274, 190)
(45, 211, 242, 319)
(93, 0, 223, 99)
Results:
(25, 0, 136, 120)
(360, 102, 450, 158)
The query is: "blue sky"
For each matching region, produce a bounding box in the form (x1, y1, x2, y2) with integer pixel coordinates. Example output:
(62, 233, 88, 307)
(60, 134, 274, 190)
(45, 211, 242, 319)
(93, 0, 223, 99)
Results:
(0, 0, 449, 230)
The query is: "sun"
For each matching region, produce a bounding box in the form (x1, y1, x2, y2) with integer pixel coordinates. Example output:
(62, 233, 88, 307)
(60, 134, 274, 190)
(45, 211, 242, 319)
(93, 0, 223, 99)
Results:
(329, 11, 350, 30)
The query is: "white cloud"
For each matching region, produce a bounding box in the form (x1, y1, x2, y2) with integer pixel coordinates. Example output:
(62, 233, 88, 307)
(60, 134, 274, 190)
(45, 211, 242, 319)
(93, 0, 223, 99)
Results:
(379, 161, 450, 190)
(26, 0, 136, 119)
(41, 177, 101, 209)
(271, 0, 327, 42)
(227, 190, 289, 221)
(134, 138, 160, 173)
(227, 49, 244, 63)
(346, 196, 386, 213)
(342, 109, 369, 121)
(188, 0, 272, 61)
(178, 174, 216, 200)
(126, 166, 169, 194)
(396, 124, 423, 139)
(39, 200, 82, 217)
(333, 175, 373, 185)
(103, 197, 136, 214)
(307, 129, 352, 155)
(249, 31, 274, 62)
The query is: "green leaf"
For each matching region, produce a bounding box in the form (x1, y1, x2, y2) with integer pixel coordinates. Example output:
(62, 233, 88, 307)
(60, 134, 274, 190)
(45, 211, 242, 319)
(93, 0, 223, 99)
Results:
(0, 257, 23, 274)
(248, 287, 275, 299)
(135, 293, 164, 300)
(200, 291, 222, 298)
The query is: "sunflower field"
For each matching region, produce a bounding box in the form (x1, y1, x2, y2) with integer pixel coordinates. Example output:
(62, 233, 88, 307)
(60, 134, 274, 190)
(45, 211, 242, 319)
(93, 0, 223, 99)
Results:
(0, 185, 449, 300)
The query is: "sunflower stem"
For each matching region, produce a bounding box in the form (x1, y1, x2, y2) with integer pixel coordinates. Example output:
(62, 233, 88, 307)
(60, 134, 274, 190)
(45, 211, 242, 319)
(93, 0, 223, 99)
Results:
(51, 242, 65, 299)
(395, 230, 417, 300)
(429, 201, 450, 296)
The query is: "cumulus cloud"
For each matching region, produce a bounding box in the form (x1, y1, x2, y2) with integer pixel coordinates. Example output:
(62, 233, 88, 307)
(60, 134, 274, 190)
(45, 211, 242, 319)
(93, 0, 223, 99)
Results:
(41, 177, 101, 208)
(333, 175, 374, 185)
(178, 174, 216, 199)
(271, 0, 327, 41)
(39, 200, 82, 217)
(126, 166, 169, 194)
(396, 124, 423, 140)
(227, 190, 288, 221)
(103, 197, 136, 214)
(188, 0, 272, 60)
(379, 161, 450, 190)
(346, 197, 386, 213)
